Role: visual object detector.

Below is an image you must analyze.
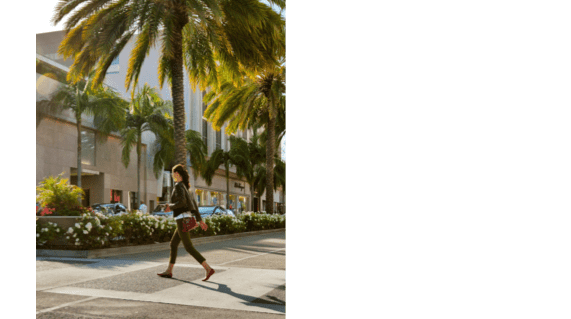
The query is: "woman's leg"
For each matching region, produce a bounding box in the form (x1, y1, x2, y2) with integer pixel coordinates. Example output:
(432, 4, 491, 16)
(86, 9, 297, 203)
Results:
(175, 220, 215, 280)
(169, 227, 182, 265)
(176, 220, 206, 264)
(158, 229, 181, 277)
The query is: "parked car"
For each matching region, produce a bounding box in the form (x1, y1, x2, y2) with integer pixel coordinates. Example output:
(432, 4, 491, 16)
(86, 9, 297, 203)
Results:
(91, 203, 127, 216)
(198, 206, 235, 218)
(151, 203, 172, 218)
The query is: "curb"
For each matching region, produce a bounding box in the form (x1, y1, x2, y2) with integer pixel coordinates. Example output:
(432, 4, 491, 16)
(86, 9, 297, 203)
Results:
(36, 228, 285, 259)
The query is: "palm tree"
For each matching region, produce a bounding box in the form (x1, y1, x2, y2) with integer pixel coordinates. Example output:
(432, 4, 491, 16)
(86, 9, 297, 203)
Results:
(202, 144, 242, 210)
(152, 122, 208, 191)
(120, 84, 171, 207)
(46, 76, 126, 190)
(252, 157, 285, 210)
(227, 135, 265, 211)
(52, 0, 285, 168)
(204, 64, 285, 213)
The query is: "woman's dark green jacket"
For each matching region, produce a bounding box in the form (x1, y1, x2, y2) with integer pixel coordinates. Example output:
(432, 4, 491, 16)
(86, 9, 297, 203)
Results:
(167, 182, 202, 222)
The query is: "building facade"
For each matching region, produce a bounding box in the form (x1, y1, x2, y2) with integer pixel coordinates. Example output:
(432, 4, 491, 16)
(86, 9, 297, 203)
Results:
(36, 54, 158, 211)
(36, 30, 284, 214)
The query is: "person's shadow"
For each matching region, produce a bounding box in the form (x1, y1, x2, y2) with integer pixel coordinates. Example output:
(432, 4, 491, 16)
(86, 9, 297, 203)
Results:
(171, 278, 285, 313)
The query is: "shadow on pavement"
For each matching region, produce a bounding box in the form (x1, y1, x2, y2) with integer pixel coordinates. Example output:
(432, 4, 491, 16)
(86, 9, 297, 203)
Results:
(170, 278, 285, 313)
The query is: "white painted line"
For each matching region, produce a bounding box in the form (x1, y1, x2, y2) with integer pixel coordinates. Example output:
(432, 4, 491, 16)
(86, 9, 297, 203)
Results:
(36, 261, 163, 292)
(36, 296, 98, 315)
(216, 248, 285, 266)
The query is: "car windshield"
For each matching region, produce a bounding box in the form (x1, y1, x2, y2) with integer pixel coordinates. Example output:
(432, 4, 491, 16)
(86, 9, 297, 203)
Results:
(198, 207, 216, 215)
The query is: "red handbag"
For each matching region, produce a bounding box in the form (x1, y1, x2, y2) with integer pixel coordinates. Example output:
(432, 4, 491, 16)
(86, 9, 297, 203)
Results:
(181, 217, 197, 232)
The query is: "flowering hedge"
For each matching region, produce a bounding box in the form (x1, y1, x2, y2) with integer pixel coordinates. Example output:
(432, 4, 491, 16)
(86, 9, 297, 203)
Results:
(36, 211, 284, 250)
(36, 221, 63, 246)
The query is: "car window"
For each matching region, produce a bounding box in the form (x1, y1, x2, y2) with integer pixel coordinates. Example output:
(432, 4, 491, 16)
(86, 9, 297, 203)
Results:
(198, 207, 215, 215)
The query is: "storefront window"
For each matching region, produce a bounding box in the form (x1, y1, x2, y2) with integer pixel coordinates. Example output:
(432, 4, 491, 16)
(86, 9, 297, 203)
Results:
(110, 189, 122, 204)
(195, 189, 203, 205)
(228, 195, 236, 210)
(211, 192, 220, 206)
(238, 196, 247, 213)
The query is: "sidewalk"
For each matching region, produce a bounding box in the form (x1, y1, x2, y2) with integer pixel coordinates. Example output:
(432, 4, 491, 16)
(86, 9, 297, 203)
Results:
(36, 230, 286, 318)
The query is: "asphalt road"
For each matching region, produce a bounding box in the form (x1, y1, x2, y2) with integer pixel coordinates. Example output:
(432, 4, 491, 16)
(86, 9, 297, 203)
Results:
(36, 231, 286, 318)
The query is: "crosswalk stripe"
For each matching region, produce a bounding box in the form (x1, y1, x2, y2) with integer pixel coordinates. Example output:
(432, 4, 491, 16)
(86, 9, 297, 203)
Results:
(36, 296, 98, 315)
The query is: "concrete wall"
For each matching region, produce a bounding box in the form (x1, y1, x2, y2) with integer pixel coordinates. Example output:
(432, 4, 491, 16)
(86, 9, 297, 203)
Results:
(36, 116, 157, 209)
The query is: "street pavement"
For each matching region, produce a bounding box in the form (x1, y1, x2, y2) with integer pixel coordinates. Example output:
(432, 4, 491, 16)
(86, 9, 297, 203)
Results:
(36, 231, 285, 318)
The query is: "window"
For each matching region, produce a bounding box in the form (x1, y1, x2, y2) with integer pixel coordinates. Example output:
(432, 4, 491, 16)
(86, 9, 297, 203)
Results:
(81, 129, 96, 166)
(129, 191, 138, 211)
(110, 190, 122, 204)
(216, 130, 221, 150)
(202, 91, 208, 148)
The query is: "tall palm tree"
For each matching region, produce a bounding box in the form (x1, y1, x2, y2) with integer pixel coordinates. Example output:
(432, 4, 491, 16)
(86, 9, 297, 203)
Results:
(152, 122, 208, 191)
(204, 64, 285, 213)
(120, 84, 171, 207)
(52, 0, 285, 167)
(46, 76, 127, 190)
(202, 145, 242, 210)
(228, 135, 265, 211)
(252, 157, 285, 209)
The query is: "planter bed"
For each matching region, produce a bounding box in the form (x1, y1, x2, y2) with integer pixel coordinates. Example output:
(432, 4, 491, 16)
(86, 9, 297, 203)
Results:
(36, 228, 285, 259)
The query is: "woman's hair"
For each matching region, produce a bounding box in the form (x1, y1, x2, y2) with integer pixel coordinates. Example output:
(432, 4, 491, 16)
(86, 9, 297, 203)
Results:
(172, 164, 190, 189)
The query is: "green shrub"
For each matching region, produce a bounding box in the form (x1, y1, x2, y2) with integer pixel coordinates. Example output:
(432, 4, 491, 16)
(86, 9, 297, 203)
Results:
(36, 173, 85, 216)
(63, 210, 117, 249)
(36, 212, 284, 249)
(36, 221, 63, 246)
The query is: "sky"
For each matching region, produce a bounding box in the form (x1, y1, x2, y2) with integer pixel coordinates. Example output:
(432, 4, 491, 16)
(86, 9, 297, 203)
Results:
(35, 0, 64, 34)
(35, 0, 284, 34)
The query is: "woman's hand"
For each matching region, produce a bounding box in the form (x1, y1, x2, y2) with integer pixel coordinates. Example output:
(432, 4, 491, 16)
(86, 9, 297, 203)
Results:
(200, 221, 208, 231)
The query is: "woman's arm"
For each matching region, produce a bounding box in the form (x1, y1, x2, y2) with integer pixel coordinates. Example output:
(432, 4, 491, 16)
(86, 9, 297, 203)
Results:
(168, 183, 187, 210)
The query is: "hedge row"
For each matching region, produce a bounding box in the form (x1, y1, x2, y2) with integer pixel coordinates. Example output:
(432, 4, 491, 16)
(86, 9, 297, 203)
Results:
(36, 211, 285, 250)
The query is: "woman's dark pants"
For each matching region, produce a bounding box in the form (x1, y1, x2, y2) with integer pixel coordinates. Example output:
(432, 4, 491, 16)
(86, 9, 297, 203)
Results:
(169, 219, 206, 264)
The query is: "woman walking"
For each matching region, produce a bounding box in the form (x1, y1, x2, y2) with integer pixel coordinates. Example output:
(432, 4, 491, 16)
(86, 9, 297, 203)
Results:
(157, 164, 215, 281)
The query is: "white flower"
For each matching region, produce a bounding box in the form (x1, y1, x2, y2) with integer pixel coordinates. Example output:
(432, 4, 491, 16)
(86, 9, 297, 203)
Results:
(56, 229, 60, 232)
(36, 234, 39, 237)
(85, 222, 93, 230)
(73, 233, 77, 237)
(75, 242, 80, 246)
(76, 238, 79, 241)
(105, 233, 109, 236)
(68, 227, 74, 234)
(75, 223, 80, 228)
(66, 236, 70, 239)
(83, 230, 88, 234)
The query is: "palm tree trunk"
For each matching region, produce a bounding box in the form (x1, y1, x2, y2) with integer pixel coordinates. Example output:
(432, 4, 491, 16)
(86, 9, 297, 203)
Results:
(249, 185, 255, 211)
(266, 117, 275, 214)
(137, 131, 142, 210)
(225, 162, 230, 210)
(76, 118, 82, 198)
(171, 23, 187, 167)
